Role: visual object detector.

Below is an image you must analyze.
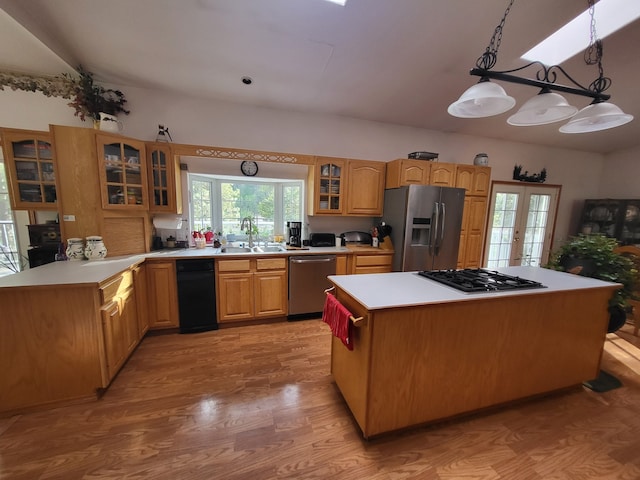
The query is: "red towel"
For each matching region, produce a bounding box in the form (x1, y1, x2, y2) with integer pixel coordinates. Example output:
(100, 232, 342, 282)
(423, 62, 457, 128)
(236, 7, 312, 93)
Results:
(322, 294, 354, 350)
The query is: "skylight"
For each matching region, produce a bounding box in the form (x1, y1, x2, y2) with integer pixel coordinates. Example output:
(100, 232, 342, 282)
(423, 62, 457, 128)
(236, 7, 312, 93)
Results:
(521, 0, 640, 66)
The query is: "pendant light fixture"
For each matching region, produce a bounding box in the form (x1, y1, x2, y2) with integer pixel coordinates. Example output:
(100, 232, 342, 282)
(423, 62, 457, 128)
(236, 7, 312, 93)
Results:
(448, 0, 633, 133)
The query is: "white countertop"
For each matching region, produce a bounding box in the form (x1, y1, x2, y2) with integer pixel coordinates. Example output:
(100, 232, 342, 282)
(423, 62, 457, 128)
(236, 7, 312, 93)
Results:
(327, 266, 621, 311)
(0, 245, 362, 288)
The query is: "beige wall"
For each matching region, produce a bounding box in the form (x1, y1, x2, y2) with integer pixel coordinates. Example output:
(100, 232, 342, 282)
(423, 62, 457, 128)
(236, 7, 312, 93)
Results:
(0, 84, 612, 251)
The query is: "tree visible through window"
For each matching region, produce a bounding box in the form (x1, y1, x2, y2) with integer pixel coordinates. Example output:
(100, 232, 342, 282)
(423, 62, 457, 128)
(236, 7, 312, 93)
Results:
(0, 160, 21, 276)
(190, 174, 303, 243)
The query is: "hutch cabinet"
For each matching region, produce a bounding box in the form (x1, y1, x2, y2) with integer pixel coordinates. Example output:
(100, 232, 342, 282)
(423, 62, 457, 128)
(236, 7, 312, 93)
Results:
(1, 128, 58, 210)
(579, 199, 640, 245)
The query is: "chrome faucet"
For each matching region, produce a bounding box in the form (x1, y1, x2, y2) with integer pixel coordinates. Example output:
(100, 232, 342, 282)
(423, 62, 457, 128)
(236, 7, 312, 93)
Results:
(240, 216, 254, 247)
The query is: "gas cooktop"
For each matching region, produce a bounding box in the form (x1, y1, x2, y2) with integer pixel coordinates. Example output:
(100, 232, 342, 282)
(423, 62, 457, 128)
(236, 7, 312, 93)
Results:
(418, 268, 546, 293)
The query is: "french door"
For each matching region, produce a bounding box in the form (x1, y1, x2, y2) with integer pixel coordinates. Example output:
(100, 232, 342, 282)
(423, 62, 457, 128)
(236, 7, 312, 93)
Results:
(484, 182, 560, 268)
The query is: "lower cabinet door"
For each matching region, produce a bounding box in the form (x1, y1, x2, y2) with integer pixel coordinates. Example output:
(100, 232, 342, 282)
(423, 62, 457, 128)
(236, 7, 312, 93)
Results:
(218, 273, 254, 322)
(101, 300, 127, 381)
(254, 270, 287, 317)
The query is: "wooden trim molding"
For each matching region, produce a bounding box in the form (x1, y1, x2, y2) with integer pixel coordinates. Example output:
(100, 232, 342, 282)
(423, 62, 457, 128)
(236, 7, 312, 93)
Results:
(170, 143, 315, 165)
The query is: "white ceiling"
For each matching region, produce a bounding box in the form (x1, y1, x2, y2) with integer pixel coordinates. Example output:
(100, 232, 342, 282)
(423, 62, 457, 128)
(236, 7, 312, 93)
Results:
(1, 0, 639, 154)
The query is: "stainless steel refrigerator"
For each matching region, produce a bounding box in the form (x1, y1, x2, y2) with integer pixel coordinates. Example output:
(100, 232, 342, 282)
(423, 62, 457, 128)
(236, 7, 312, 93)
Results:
(381, 185, 465, 271)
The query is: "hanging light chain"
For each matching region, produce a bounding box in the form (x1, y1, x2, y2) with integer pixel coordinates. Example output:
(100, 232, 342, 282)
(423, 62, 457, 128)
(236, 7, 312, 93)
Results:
(476, 0, 516, 70)
(584, 0, 611, 94)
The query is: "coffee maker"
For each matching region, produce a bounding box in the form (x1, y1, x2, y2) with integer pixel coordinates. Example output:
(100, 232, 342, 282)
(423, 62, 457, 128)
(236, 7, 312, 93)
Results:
(287, 221, 302, 248)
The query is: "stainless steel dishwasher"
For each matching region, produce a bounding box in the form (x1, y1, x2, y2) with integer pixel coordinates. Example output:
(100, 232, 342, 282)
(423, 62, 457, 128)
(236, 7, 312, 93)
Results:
(288, 255, 336, 320)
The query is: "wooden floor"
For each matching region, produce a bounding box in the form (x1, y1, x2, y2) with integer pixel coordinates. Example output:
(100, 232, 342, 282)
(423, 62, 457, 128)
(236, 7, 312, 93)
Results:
(2, 320, 640, 479)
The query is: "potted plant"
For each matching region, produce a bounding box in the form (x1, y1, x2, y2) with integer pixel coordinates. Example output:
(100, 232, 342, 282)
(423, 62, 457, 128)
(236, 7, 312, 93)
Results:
(63, 66, 129, 124)
(0, 66, 129, 124)
(546, 234, 639, 332)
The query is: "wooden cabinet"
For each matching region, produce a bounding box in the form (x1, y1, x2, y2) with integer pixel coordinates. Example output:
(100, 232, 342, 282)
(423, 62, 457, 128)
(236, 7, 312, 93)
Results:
(52, 126, 152, 256)
(99, 270, 140, 382)
(429, 162, 457, 187)
(349, 252, 393, 274)
(146, 261, 179, 329)
(309, 157, 385, 216)
(96, 133, 148, 210)
(336, 255, 348, 275)
(133, 264, 149, 337)
(455, 165, 490, 196)
(1, 128, 58, 210)
(309, 157, 345, 214)
(146, 142, 182, 214)
(385, 159, 430, 189)
(345, 160, 386, 216)
(457, 196, 488, 269)
(216, 257, 287, 323)
(455, 165, 491, 269)
(384, 159, 457, 188)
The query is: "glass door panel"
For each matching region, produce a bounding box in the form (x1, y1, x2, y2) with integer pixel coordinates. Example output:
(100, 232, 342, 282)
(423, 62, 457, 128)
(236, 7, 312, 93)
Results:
(485, 183, 560, 268)
(7, 137, 57, 209)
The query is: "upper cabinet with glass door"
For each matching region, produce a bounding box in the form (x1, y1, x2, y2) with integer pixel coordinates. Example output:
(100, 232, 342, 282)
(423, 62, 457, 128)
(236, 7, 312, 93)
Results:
(309, 157, 345, 215)
(146, 143, 182, 214)
(96, 134, 148, 210)
(1, 129, 58, 210)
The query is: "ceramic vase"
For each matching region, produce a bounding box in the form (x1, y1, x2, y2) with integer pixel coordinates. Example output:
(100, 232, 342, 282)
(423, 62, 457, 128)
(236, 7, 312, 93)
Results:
(66, 238, 85, 261)
(84, 236, 107, 260)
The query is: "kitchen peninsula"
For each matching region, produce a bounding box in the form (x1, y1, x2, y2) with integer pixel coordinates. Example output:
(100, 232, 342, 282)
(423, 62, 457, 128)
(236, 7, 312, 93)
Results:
(327, 267, 620, 438)
(0, 244, 390, 415)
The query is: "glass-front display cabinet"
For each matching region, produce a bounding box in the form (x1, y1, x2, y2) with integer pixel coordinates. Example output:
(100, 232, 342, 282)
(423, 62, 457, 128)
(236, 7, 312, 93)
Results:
(146, 143, 181, 214)
(314, 157, 345, 214)
(96, 135, 147, 210)
(579, 199, 640, 245)
(1, 129, 57, 210)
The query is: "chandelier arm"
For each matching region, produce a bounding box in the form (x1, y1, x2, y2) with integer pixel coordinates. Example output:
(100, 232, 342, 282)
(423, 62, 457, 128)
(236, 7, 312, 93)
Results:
(470, 62, 611, 102)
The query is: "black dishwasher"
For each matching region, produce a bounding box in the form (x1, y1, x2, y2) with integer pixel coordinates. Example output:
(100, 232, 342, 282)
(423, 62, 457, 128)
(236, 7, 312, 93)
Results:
(176, 259, 218, 333)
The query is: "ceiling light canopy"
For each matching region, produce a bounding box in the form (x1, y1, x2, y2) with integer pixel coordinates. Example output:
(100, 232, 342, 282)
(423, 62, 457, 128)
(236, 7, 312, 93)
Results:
(448, 0, 633, 134)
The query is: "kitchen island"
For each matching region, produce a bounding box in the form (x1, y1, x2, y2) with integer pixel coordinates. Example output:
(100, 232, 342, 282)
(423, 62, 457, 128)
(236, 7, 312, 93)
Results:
(327, 267, 620, 438)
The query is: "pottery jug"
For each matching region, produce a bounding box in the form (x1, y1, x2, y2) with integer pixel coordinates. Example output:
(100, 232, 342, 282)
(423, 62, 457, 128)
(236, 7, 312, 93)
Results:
(99, 113, 123, 133)
(84, 236, 108, 260)
(473, 153, 489, 166)
(66, 238, 84, 261)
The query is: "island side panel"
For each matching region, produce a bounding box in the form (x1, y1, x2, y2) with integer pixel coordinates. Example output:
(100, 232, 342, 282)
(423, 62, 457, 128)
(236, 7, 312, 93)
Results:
(330, 290, 372, 434)
(364, 288, 614, 438)
(0, 286, 104, 414)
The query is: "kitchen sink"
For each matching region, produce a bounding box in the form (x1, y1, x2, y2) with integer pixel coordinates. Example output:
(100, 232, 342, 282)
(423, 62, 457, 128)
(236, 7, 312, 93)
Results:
(220, 245, 287, 254)
(253, 246, 286, 253)
(221, 247, 253, 253)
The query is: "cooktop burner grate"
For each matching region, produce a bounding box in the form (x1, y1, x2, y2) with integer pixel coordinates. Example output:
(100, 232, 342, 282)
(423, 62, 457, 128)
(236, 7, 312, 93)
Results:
(418, 268, 546, 293)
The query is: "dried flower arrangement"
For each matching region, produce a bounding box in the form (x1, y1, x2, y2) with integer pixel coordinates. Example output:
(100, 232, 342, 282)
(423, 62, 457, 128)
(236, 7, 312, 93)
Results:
(0, 65, 129, 121)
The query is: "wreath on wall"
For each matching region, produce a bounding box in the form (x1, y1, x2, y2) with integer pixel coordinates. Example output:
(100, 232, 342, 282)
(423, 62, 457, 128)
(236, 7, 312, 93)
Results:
(513, 165, 547, 183)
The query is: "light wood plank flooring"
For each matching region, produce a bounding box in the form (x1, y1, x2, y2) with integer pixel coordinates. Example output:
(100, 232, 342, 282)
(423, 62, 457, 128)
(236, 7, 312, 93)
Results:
(2, 319, 640, 479)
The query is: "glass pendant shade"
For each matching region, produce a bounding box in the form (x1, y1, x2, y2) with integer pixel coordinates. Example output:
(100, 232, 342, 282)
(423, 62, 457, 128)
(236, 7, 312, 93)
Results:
(507, 90, 578, 126)
(559, 101, 634, 133)
(448, 80, 516, 118)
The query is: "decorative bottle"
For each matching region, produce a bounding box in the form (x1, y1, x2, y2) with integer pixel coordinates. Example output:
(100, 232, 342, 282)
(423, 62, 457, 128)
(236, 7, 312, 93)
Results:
(66, 238, 85, 261)
(84, 236, 108, 260)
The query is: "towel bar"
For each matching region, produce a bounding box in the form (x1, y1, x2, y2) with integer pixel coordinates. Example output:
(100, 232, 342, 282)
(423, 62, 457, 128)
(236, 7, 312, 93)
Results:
(324, 287, 365, 326)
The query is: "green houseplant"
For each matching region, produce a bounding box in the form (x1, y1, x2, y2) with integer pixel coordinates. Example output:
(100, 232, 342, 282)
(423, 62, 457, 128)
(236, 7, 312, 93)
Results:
(546, 234, 639, 331)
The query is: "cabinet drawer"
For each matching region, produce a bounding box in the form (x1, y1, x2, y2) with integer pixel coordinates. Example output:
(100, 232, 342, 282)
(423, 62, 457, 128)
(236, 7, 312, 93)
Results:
(217, 259, 251, 272)
(355, 255, 392, 267)
(100, 271, 133, 304)
(256, 257, 286, 271)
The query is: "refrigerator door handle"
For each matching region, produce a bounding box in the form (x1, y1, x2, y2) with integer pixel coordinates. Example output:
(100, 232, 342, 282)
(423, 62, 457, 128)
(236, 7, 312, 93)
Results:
(430, 201, 440, 256)
(435, 202, 446, 255)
